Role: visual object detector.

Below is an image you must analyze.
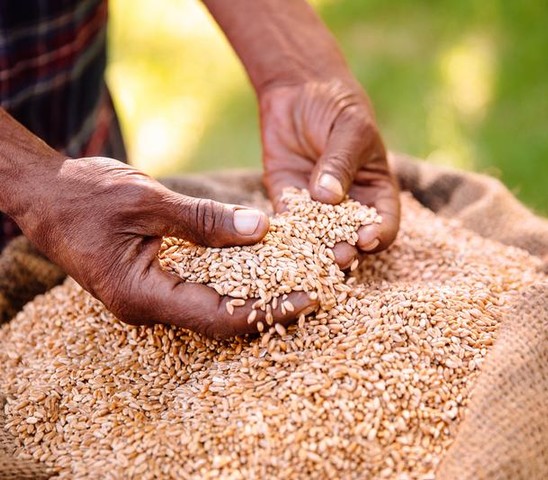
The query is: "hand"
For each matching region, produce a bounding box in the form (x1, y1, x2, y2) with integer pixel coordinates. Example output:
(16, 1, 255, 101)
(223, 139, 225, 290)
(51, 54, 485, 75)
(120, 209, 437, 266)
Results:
(15, 157, 316, 338)
(259, 80, 401, 268)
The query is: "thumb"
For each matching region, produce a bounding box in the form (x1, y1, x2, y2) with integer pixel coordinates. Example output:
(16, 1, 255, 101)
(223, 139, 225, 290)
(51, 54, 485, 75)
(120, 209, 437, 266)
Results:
(156, 192, 270, 247)
(309, 112, 384, 204)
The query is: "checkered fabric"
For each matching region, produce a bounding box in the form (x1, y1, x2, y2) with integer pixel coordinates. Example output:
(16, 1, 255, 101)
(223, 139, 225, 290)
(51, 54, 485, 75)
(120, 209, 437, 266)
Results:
(0, 0, 127, 250)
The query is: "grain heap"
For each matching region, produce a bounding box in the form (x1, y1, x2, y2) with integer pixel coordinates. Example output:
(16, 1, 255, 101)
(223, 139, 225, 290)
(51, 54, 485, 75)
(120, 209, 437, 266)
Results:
(159, 187, 382, 333)
(0, 191, 544, 479)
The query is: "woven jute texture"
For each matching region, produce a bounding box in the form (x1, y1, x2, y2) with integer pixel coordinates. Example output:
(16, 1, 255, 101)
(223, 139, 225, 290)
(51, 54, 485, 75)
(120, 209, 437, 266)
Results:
(0, 398, 53, 480)
(0, 237, 65, 326)
(0, 238, 64, 479)
(0, 155, 546, 479)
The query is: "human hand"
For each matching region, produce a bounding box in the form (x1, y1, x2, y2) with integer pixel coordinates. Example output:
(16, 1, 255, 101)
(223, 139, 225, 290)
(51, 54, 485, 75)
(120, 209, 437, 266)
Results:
(259, 80, 401, 268)
(14, 157, 316, 338)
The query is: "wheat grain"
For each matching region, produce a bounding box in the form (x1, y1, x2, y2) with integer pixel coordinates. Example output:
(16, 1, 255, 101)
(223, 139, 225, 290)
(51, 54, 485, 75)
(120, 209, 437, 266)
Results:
(0, 191, 544, 479)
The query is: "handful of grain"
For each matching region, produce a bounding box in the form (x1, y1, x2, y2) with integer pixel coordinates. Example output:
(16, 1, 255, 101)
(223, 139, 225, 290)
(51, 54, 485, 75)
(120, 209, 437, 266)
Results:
(159, 187, 381, 332)
(0, 192, 544, 479)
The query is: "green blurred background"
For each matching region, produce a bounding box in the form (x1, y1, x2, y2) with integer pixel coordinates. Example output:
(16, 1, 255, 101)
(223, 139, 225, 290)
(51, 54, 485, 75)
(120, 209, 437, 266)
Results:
(107, 0, 547, 214)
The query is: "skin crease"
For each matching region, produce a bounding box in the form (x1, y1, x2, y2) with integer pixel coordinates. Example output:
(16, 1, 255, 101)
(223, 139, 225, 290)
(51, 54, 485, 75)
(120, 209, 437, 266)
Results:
(0, 0, 401, 338)
(260, 81, 400, 254)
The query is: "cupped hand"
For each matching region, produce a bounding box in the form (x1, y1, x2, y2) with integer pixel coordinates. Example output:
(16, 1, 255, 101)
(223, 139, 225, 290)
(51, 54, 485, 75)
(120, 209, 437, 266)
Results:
(259, 80, 401, 267)
(17, 157, 316, 338)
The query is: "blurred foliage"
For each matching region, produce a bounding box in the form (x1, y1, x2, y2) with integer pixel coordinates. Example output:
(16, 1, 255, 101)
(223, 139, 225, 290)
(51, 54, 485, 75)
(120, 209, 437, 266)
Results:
(107, 0, 547, 214)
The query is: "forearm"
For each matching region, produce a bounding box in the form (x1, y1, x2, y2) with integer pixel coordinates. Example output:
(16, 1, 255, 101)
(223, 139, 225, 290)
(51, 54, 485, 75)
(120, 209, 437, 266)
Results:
(0, 108, 64, 221)
(203, 0, 353, 93)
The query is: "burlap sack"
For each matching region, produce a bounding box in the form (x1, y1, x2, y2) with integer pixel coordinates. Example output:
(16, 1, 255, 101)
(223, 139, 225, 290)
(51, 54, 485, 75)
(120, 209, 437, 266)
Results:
(0, 237, 65, 326)
(0, 155, 546, 479)
(0, 238, 63, 479)
(0, 398, 53, 480)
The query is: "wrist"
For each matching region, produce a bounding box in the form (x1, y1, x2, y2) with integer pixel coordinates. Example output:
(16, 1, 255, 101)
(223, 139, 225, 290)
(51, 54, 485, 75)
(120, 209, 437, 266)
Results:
(254, 60, 355, 97)
(204, 0, 353, 96)
(0, 109, 65, 223)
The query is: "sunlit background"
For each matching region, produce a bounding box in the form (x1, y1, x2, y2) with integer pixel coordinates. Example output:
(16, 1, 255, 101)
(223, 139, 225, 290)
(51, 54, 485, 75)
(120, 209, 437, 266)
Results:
(107, 0, 547, 214)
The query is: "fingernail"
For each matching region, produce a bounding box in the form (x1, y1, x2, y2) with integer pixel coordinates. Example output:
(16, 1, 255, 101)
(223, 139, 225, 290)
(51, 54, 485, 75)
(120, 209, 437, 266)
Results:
(361, 238, 380, 251)
(318, 173, 344, 198)
(358, 225, 379, 249)
(341, 256, 357, 270)
(234, 209, 263, 235)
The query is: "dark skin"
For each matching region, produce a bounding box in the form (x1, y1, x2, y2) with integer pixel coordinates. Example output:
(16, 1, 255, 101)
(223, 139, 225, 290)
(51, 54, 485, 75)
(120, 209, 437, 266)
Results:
(260, 81, 400, 255)
(206, 0, 400, 255)
(0, 0, 400, 338)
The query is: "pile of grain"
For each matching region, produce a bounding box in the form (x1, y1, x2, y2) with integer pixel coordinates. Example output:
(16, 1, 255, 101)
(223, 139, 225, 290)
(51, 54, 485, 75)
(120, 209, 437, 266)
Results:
(0, 192, 544, 479)
(159, 187, 381, 332)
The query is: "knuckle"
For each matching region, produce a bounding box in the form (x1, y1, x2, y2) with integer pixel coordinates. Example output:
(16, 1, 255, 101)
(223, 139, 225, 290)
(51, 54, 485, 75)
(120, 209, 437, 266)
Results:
(351, 111, 376, 137)
(328, 151, 353, 168)
(327, 152, 355, 180)
(187, 198, 236, 248)
(338, 103, 376, 137)
(192, 198, 219, 244)
(358, 117, 378, 140)
(336, 107, 386, 167)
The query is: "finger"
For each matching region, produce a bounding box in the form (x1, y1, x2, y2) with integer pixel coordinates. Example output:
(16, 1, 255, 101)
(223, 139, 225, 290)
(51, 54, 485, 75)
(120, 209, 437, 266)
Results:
(332, 242, 358, 269)
(263, 154, 311, 213)
(151, 190, 270, 248)
(309, 110, 386, 205)
(348, 174, 401, 253)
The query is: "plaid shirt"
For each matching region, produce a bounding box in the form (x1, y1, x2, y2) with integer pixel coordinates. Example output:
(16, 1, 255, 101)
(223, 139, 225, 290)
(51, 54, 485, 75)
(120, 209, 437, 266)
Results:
(0, 0, 126, 250)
